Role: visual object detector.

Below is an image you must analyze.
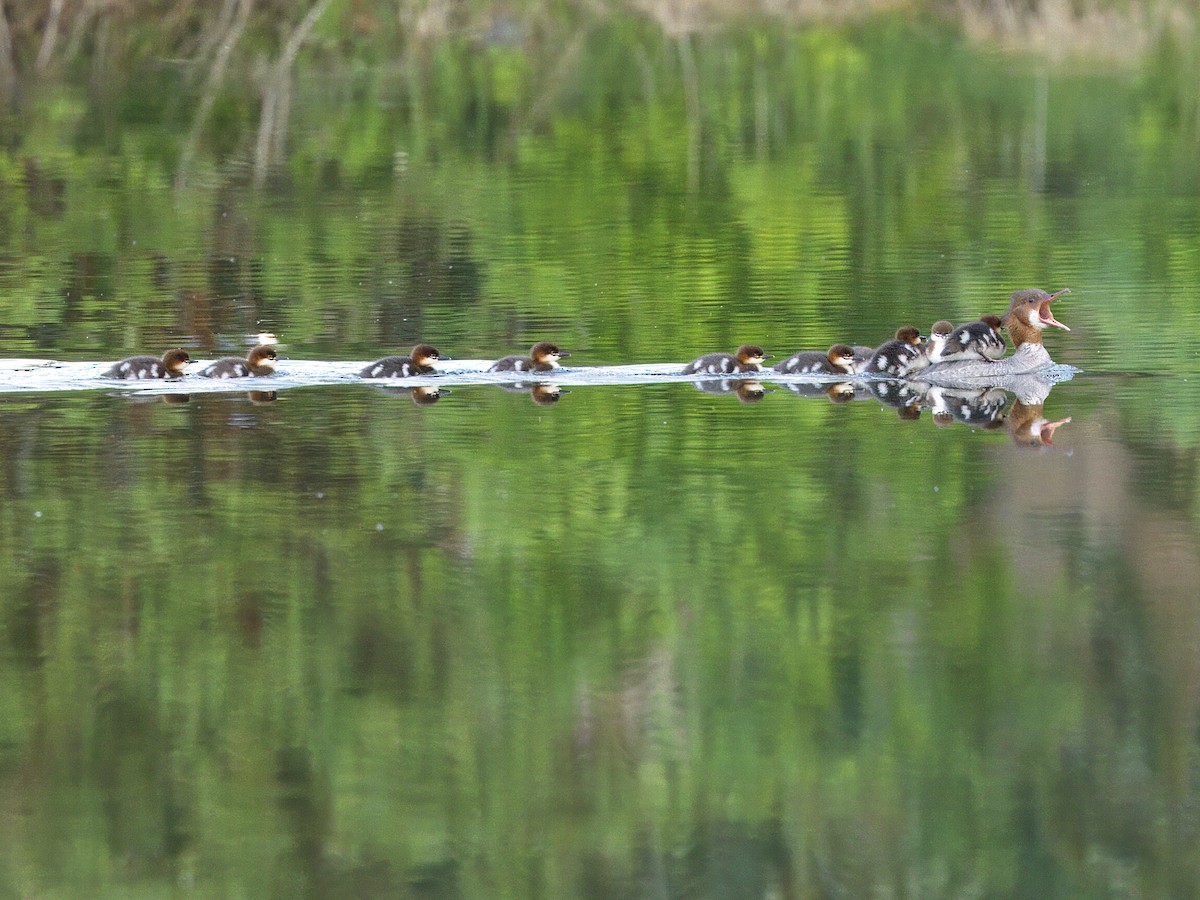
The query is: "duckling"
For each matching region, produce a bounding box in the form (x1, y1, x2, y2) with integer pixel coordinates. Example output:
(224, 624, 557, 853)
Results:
(925, 321, 955, 364)
(103, 349, 192, 380)
(938, 314, 1006, 363)
(489, 342, 571, 373)
(199, 344, 279, 378)
(360, 343, 449, 378)
(867, 327, 928, 377)
(773, 344, 856, 376)
(682, 344, 772, 375)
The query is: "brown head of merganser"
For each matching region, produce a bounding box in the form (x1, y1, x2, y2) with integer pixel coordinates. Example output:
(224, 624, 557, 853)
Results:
(868, 326, 928, 377)
(200, 343, 279, 378)
(1001, 288, 1070, 348)
(773, 343, 856, 376)
(1005, 400, 1071, 448)
(489, 342, 571, 373)
(683, 344, 772, 375)
(360, 343, 449, 378)
(103, 348, 192, 380)
(925, 321, 954, 364)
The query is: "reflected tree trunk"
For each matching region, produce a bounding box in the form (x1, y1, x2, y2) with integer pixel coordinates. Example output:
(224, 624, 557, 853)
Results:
(253, 0, 333, 188)
(677, 34, 700, 194)
(0, 0, 15, 104)
(177, 0, 254, 189)
(35, 0, 65, 72)
(1030, 67, 1048, 193)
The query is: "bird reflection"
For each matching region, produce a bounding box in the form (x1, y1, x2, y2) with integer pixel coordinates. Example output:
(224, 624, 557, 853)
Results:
(778, 381, 862, 403)
(498, 382, 570, 406)
(371, 385, 450, 406)
(247, 391, 278, 405)
(690, 379, 772, 404)
(766, 371, 1071, 447)
(1004, 401, 1071, 448)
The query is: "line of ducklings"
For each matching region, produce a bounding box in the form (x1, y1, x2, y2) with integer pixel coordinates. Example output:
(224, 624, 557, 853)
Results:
(101, 340, 572, 381)
(686, 315, 1005, 380)
(102, 289, 1067, 383)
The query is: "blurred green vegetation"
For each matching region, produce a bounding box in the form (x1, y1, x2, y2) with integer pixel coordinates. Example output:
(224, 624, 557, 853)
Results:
(1, 379, 1197, 896)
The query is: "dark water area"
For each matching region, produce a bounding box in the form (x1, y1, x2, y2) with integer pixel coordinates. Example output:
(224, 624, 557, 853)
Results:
(2, 18, 1200, 898)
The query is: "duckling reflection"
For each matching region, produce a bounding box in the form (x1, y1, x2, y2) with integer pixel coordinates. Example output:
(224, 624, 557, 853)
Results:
(497, 382, 570, 405)
(690, 378, 772, 404)
(923, 385, 1007, 429)
(1004, 400, 1071, 449)
(115, 391, 192, 405)
(777, 381, 864, 403)
(869, 379, 927, 417)
(371, 384, 450, 406)
(247, 390, 278, 405)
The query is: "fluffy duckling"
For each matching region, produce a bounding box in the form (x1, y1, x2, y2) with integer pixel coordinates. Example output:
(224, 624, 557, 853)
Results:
(682, 344, 772, 375)
(489, 342, 571, 373)
(199, 344, 279, 378)
(360, 343, 449, 378)
(867, 327, 928, 377)
(103, 348, 192, 380)
(773, 344, 856, 376)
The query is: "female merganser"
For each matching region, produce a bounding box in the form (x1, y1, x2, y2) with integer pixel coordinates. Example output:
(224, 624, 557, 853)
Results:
(868, 327, 927, 377)
(920, 288, 1070, 379)
(682, 344, 772, 375)
(925, 321, 954, 364)
(103, 349, 192, 380)
(360, 343, 449, 378)
(773, 344, 856, 376)
(939, 315, 1006, 363)
(489, 342, 571, 373)
(199, 344, 279, 378)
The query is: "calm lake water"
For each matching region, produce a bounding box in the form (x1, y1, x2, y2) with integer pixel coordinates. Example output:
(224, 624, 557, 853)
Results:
(2, 20, 1200, 898)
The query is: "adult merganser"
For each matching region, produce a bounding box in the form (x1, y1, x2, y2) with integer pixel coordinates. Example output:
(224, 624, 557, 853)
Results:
(102, 349, 192, 379)
(199, 344, 279, 378)
(868, 327, 928, 377)
(920, 288, 1070, 379)
(939, 315, 1006, 363)
(360, 343, 450, 378)
(489, 342, 571, 373)
(925, 321, 954, 364)
(683, 344, 772, 375)
(773, 344, 856, 376)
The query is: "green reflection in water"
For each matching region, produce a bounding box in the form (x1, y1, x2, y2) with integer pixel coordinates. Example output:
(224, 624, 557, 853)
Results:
(0, 378, 1196, 897)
